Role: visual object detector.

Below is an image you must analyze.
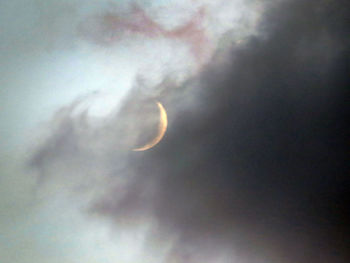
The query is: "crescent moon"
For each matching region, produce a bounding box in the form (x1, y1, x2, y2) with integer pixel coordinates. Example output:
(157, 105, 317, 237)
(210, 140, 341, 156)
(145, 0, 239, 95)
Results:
(133, 102, 168, 151)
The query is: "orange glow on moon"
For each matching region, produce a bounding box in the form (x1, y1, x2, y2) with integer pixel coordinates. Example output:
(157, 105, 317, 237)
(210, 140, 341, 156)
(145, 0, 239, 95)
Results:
(133, 102, 168, 151)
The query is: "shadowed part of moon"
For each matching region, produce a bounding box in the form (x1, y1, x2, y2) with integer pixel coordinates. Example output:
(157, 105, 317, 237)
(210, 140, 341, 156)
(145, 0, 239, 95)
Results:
(133, 102, 168, 151)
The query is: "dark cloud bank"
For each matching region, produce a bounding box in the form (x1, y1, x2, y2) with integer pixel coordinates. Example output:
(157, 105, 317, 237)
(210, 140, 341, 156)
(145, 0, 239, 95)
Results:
(31, 0, 349, 262)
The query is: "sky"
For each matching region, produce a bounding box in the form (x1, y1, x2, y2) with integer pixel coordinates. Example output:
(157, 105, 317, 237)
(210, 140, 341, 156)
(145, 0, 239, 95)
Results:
(0, 0, 349, 263)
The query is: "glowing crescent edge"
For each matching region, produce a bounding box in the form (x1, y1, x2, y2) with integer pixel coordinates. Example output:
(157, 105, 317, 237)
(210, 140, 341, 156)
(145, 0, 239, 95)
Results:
(132, 102, 168, 151)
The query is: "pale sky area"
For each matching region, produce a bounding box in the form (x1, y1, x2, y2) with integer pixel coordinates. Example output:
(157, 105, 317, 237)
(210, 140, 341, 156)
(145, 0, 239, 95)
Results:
(0, 1, 265, 262)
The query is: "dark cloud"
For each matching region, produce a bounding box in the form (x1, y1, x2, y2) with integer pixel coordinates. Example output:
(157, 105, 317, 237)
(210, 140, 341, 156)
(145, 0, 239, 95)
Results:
(31, 0, 349, 262)
(93, 0, 349, 262)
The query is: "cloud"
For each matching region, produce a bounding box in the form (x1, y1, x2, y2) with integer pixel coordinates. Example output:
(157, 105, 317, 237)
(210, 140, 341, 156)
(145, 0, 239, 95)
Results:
(29, 0, 349, 262)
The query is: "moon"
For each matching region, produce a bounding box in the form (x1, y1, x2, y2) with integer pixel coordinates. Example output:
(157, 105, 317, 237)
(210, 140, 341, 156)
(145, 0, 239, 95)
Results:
(133, 102, 168, 151)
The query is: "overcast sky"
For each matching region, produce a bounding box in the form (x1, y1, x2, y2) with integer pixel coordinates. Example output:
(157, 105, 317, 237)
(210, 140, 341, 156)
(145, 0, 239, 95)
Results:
(1, 0, 349, 263)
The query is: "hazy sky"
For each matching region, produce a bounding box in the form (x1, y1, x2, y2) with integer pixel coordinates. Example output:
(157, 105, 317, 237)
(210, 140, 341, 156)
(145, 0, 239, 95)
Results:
(1, 0, 348, 263)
